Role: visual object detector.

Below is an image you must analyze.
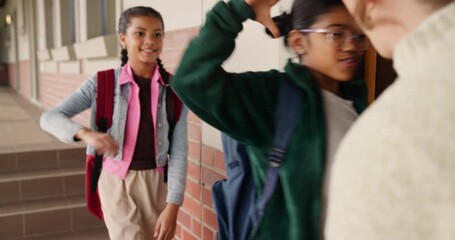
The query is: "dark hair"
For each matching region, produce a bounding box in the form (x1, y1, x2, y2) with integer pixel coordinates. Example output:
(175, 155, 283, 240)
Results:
(118, 6, 170, 84)
(267, 0, 344, 45)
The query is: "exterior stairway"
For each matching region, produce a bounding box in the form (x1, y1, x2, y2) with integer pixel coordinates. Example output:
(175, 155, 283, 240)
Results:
(0, 148, 109, 240)
(0, 87, 109, 239)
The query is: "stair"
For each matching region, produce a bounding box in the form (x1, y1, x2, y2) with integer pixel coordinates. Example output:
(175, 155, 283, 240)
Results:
(0, 148, 109, 240)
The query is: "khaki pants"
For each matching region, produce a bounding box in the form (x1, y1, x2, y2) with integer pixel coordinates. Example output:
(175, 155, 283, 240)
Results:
(99, 169, 167, 240)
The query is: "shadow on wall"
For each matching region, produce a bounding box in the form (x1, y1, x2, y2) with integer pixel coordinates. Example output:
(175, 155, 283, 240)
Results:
(0, 63, 8, 86)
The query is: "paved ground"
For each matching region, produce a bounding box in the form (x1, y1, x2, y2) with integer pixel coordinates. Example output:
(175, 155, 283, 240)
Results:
(0, 87, 109, 240)
(0, 87, 84, 154)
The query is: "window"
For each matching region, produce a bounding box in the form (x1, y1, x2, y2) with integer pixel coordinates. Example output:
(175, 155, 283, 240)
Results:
(53, 0, 76, 47)
(86, 0, 115, 39)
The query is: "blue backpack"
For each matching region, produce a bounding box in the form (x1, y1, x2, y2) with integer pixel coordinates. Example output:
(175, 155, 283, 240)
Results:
(212, 76, 304, 240)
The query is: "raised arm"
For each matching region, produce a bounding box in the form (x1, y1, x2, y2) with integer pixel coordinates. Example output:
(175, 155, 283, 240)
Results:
(172, 0, 281, 147)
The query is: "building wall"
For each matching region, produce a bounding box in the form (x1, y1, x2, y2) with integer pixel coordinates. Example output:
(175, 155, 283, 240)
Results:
(17, 60, 30, 99)
(0, 64, 8, 86)
(39, 70, 91, 126)
(7, 63, 16, 89)
(154, 27, 223, 239)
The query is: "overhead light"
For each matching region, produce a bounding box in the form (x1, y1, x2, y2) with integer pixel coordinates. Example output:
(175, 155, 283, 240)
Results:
(6, 15, 11, 25)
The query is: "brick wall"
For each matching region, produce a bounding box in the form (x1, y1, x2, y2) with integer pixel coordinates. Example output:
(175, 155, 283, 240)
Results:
(40, 70, 92, 126)
(7, 61, 31, 99)
(18, 61, 31, 99)
(162, 27, 226, 240)
(8, 63, 16, 90)
(160, 27, 200, 73)
(174, 111, 226, 240)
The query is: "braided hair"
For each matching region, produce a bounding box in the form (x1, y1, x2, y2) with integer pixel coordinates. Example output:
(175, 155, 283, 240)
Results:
(156, 57, 170, 85)
(118, 6, 165, 68)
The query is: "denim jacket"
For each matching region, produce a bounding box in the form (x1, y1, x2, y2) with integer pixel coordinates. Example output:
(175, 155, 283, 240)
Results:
(40, 64, 188, 205)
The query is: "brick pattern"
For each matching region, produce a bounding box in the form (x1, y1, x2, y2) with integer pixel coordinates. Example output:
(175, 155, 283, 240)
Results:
(8, 63, 16, 90)
(176, 109, 226, 240)
(19, 61, 31, 99)
(40, 69, 92, 127)
(7, 61, 31, 99)
(161, 27, 200, 73)
(164, 26, 226, 240)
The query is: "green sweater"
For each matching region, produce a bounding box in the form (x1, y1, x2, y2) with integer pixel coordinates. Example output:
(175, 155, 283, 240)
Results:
(172, 0, 367, 239)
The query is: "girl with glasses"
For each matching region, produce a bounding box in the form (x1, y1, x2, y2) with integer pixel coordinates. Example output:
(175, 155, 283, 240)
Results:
(172, 0, 368, 239)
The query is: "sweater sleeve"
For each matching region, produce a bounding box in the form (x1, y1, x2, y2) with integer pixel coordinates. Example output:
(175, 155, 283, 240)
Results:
(172, 0, 280, 147)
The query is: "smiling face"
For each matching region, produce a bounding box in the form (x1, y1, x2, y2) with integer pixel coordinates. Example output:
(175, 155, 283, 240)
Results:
(289, 6, 367, 84)
(119, 15, 164, 70)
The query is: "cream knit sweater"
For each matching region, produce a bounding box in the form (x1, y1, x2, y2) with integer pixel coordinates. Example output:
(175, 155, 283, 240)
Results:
(326, 2, 455, 240)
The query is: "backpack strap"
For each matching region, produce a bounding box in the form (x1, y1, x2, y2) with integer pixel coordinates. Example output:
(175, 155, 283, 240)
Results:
(165, 74, 183, 134)
(163, 74, 183, 182)
(256, 75, 304, 221)
(166, 85, 183, 139)
(90, 69, 115, 192)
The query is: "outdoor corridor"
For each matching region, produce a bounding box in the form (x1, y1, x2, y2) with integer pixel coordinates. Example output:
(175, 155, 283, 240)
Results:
(0, 86, 109, 239)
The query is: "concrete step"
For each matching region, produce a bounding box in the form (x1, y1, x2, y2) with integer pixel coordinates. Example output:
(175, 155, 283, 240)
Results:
(0, 148, 86, 174)
(0, 147, 109, 239)
(0, 166, 85, 204)
(0, 148, 86, 203)
(10, 226, 109, 240)
(0, 195, 107, 239)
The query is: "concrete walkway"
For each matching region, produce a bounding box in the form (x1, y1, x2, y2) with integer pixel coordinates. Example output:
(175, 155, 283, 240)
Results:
(0, 87, 84, 154)
(0, 87, 109, 239)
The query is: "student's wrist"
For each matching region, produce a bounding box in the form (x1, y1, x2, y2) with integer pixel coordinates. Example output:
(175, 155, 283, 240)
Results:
(75, 127, 92, 141)
(165, 203, 180, 215)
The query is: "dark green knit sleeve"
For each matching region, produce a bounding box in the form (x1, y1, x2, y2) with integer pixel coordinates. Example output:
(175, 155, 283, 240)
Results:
(172, 0, 280, 147)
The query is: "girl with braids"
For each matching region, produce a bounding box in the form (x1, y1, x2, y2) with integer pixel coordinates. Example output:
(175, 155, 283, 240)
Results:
(40, 6, 188, 240)
(172, 0, 369, 239)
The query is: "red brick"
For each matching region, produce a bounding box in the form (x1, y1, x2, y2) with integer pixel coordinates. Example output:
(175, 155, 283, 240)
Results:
(175, 223, 182, 239)
(203, 206, 218, 230)
(188, 141, 201, 161)
(182, 228, 198, 240)
(40, 72, 89, 113)
(188, 123, 201, 143)
(161, 48, 185, 67)
(182, 196, 202, 221)
(187, 160, 201, 182)
(188, 111, 201, 124)
(192, 219, 202, 238)
(165, 30, 195, 49)
(18, 61, 32, 99)
(213, 149, 226, 173)
(203, 225, 215, 240)
(178, 209, 192, 230)
(186, 178, 201, 199)
(202, 146, 215, 166)
(202, 167, 224, 189)
(8, 64, 17, 88)
(202, 186, 214, 207)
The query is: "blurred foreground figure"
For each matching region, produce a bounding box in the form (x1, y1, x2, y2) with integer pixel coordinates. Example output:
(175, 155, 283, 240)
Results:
(326, 1, 455, 240)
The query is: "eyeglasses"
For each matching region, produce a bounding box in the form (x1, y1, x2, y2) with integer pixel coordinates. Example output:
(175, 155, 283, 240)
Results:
(299, 28, 370, 51)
